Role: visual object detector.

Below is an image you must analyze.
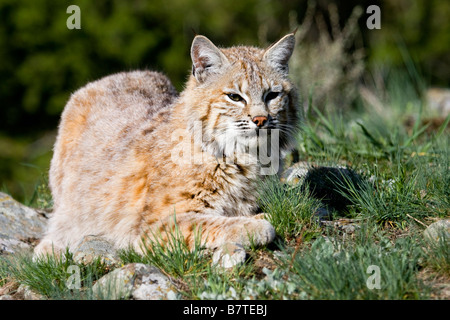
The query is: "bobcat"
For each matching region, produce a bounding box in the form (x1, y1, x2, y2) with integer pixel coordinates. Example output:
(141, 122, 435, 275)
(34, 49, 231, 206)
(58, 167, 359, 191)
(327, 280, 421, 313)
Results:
(34, 33, 299, 256)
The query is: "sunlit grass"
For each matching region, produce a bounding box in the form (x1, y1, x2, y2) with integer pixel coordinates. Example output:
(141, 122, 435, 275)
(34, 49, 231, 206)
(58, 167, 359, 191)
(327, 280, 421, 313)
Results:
(0, 250, 110, 299)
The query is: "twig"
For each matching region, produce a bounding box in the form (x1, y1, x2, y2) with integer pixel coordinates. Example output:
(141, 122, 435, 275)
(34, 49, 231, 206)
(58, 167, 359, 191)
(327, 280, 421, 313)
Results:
(406, 214, 428, 228)
(291, 226, 306, 266)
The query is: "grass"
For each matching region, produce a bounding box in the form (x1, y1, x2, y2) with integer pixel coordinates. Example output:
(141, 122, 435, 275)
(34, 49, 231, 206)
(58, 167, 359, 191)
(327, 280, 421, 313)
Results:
(118, 217, 211, 279)
(0, 250, 110, 299)
(257, 176, 322, 241)
(279, 230, 429, 299)
(423, 229, 450, 277)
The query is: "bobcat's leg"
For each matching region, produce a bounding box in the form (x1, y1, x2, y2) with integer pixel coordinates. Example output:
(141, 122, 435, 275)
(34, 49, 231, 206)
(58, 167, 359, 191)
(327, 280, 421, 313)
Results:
(143, 213, 276, 250)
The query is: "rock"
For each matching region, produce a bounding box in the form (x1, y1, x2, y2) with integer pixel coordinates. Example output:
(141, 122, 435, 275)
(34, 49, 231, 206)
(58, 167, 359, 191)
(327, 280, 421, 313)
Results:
(72, 235, 120, 267)
(281, 161, 310, 185)
(0, 192, 48, 254)
(92, 263, 175, 300)
(212, 243, 247, 269)
(424, 219, 450, 243)
(16, 284, 46, 300)
(426, 88, 450, 117)
(0, 281, 18, 297)
(0, 238, 31, 255)
(0, 192, 47, 240)
(313, 207, 333, 223)
(321, 218, 360, 234)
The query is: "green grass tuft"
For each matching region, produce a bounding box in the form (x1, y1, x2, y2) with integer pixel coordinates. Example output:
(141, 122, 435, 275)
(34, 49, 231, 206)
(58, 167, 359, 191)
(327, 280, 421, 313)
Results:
(278, 233, 429, 299)
(119, 216, 211, 279)
(0, 250, 110, 299)
(257, 176, 322, 241)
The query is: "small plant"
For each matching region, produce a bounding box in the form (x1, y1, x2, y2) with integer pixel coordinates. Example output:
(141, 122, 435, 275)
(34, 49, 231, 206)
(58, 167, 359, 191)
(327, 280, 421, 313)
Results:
(257, 175, 322, 241)
(278, 233, 428, 300)
(119, 215, 210, 279)
(423, 230, 450, 277)
(185, 262, 255, 300)
(23, 173, 53, 209)
(0, 250, 110, 299)
(333, 162, 429, 228)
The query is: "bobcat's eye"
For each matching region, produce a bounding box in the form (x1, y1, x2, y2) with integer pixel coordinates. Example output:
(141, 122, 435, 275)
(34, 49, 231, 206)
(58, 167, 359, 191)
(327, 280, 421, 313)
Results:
(226, 93, 245, 103)
(265, 91, 280, 103)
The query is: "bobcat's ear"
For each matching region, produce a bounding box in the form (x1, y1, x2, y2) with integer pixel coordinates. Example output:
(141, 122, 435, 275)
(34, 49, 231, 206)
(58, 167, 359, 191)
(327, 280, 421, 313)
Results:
(263, 33, 296, 74)
(191, 35, 229, 83)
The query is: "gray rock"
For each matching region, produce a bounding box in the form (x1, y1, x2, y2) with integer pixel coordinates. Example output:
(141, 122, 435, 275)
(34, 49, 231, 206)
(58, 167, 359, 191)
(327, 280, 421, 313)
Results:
(16, 284, 46, 300)
(0, 192, 48, 240)
(281, 161, 311, 185)
(321, 219, 360, 234)
(313, 207, 333, 223)
(424, 219, 450, 243)
(72, 235, 120, 267)
(0, 192, 48, 254)
(212, 243, 246, 269)
(0, 238, 31, 255)
(426, 88, 450, 117)
(93, 263, 175, 300)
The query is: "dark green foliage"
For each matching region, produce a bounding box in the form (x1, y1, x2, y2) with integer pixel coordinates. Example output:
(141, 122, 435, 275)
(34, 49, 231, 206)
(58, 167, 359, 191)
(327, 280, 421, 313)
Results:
(0, 0, 297, 137)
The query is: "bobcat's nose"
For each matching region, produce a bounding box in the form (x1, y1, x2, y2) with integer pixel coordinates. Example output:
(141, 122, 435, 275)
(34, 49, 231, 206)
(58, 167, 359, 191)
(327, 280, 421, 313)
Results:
(252, 115, 268, 128)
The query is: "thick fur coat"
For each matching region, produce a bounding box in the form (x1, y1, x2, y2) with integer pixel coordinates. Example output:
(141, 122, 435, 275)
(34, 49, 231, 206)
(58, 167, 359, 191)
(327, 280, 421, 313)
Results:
(34, 34, 299, 255)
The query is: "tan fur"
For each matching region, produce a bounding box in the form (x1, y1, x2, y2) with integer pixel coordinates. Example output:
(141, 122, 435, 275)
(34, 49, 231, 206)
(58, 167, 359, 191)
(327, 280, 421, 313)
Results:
(34, 34, 299, 255)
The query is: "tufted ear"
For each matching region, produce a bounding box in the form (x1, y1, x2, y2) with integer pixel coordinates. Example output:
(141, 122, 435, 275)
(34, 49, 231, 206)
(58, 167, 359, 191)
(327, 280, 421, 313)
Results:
(191, 35, 230, 83)
(263, 33, 296, 74)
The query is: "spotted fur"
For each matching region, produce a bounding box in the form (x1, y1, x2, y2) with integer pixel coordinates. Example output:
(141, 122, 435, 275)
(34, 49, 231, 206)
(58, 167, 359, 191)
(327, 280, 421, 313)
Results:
(34, 34, 299, 255)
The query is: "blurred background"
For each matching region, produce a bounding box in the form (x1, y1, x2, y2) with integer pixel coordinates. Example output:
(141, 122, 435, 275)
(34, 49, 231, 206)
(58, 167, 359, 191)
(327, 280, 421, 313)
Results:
(0, 0, 449, 204)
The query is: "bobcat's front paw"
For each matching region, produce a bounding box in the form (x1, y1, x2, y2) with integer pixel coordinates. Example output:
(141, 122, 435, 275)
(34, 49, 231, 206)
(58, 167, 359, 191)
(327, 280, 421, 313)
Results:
(33, 238, 63, 261)
(241, 218, 275, 247)
(212, 242, 246, 269)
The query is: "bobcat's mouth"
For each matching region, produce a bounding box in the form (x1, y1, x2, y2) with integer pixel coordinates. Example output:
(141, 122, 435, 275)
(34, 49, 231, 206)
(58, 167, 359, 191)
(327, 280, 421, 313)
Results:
(233, 118, 276, 133)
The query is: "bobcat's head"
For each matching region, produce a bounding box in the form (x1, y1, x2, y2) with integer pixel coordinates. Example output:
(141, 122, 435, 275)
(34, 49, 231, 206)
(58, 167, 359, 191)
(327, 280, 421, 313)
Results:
(185, 33, 300, 160)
